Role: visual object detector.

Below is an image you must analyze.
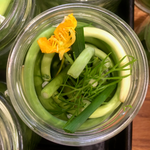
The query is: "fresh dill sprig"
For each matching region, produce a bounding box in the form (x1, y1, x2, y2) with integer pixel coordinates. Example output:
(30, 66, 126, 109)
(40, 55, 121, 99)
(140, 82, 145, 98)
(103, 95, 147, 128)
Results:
(55, 54, 136, 119)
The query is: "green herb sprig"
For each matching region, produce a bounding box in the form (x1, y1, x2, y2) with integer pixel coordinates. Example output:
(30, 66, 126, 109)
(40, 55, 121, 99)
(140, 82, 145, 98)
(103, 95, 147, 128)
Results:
(54, 54, 136, 120)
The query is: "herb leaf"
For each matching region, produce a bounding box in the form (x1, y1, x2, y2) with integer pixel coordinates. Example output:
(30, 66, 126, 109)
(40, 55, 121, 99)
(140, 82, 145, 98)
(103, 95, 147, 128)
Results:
(72, 27, 85, 58)
(63, 84, 117, 133)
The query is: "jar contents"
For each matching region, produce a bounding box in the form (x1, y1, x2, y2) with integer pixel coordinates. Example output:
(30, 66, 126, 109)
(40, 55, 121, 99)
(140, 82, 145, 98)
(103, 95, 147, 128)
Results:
(22, 14, 136, 133)
(0, 0, 12, 23)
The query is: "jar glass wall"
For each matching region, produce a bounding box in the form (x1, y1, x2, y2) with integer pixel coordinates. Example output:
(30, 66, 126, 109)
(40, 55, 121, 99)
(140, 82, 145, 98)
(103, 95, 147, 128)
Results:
(0, 82, 41, 150)
(134, 13, 150, 83)
(7, 4, 149, 146)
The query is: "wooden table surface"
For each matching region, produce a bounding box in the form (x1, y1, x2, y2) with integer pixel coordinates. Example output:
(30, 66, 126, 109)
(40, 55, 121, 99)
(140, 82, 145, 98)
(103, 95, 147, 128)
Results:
(132, 6, 150, 150)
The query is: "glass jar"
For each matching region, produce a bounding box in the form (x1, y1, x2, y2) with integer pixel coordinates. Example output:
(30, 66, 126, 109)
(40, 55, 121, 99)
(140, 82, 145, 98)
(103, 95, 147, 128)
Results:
(6, 4, 149, 146)
(135, 0, 150, 14)
(0, 81, 41, 150)
(0, 0, 40, 70)
(134, 14, 150, 82)
(36, 0, 121, 13)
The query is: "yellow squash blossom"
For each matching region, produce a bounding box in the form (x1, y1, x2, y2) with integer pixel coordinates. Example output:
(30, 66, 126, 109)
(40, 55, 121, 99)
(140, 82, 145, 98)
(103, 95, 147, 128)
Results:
(37, 14, 77, 60)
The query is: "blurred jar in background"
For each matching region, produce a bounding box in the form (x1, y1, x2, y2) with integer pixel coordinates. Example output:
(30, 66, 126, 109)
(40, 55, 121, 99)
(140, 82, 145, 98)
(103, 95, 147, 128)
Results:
(135, 16, 150, 66)
(36, 0, 122, 13)
(0, 81, 41, 150)
(134, 5, 150, 81)
(135, 0, 150, 14)
(0, 0, 40, 70)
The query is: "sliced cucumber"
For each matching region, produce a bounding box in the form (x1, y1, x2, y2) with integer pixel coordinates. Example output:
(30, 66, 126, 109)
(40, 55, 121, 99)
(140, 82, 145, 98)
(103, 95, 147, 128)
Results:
(84, 27, 131, 118)
(0, 0, 11, 16)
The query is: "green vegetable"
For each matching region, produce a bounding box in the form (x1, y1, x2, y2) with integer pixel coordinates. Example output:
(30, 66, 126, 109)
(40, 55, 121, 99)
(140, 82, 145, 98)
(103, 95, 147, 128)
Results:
(23, 24, 136, 132)
(72, 27, 85, 58)
(23, 27, 66, 128)
(85, 37, 110, 53)
(83, 27, 134, 118)
(63, 84, 117, 133)
(0, 0, 11, 16)
(64, 53, 73, 65)
(85, 43, 113, 68)
(67, 47, 95, 78)
(41, 65, 70, 99)
(41, 53, 55, 81)
(34, 52, 60, 111)
(84, 27, 131, 103)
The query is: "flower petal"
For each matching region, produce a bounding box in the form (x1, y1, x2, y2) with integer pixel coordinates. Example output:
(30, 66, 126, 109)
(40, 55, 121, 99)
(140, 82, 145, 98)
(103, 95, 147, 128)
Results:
(38, 14, 77, 59)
